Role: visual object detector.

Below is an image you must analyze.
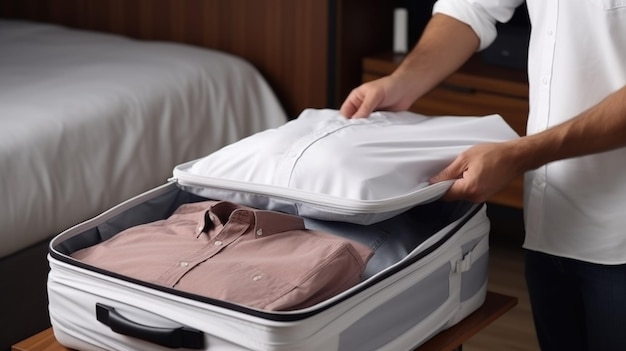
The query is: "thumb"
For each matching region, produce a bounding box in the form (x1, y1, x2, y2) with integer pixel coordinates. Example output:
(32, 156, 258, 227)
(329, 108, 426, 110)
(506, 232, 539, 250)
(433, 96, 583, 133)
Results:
(429, 162, 467, 202)
(429, 161, 465, 184)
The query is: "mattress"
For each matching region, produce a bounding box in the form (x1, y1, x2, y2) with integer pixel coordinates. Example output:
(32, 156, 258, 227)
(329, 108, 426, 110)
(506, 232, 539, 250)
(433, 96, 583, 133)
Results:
(0, 19, 287, 259)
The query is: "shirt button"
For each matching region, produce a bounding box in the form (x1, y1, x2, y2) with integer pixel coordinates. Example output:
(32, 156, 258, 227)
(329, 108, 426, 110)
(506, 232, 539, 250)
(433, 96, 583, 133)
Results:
(180, 261, 189, 267)
(252, 275, 263, 281)
(214, 240, 223, 246)
(547, 29, 554, 36)
(533, 176, 546, 187)
(256, 228, 263, 236)
(287, 151, 297, 158)
(542, 76, 549, 85)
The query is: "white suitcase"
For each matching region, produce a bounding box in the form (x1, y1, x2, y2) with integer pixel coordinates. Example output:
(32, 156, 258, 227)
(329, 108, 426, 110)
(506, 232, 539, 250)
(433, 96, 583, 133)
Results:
(48, 110, 512, 350)
(48, 181, 489, 351)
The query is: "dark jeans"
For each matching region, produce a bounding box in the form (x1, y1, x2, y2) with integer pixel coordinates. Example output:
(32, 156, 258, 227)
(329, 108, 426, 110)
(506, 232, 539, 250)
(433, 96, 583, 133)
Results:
(525, 250, 626, 351)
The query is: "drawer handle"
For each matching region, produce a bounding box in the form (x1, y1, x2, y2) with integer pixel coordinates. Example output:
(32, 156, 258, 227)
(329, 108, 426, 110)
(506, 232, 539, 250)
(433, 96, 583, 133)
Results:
(96, 303, 204, 349)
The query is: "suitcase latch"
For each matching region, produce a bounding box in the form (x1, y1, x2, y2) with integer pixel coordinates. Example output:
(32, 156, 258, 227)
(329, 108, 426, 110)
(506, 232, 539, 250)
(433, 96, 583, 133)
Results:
(455, 251, 473, 273)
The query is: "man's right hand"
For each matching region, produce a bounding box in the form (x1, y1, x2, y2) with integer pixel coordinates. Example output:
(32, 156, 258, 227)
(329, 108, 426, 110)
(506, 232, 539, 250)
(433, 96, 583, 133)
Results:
(339, 75, 418, 119)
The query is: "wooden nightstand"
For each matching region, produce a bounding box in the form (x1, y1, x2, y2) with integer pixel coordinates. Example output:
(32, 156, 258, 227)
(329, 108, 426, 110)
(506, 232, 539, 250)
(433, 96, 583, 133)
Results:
(362, 53, 529, 209)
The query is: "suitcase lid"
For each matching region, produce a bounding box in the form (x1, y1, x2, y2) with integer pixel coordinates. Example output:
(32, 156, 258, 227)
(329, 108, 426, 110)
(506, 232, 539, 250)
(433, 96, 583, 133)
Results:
(173, 109, 518, 224)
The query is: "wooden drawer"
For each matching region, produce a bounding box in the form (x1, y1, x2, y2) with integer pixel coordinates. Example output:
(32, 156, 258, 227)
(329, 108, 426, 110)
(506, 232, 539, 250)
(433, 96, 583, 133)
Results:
(412, 83, 527, 135)
(362, 53, 529, 209)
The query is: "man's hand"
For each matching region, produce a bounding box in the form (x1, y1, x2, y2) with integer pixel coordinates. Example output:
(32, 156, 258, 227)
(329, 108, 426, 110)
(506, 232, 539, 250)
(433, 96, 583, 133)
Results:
(429, 142, 524, 203)
(340, 75, 418, 119)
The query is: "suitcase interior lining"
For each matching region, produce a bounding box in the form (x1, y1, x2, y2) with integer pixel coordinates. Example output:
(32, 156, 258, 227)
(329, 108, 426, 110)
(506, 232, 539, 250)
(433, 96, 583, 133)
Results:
(54, 186, 476, 278)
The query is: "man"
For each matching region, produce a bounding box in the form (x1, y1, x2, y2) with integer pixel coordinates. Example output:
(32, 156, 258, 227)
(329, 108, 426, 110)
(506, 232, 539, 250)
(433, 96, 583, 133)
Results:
(340, 1, 626, 350)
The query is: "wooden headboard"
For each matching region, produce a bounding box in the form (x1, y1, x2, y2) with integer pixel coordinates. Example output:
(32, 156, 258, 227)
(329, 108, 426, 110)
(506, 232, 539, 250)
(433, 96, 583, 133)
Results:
(0, 0, 392, 117)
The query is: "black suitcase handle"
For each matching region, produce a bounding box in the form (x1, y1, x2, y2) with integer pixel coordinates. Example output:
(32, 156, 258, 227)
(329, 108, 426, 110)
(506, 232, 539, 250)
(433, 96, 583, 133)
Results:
(96, 303, 205, 349)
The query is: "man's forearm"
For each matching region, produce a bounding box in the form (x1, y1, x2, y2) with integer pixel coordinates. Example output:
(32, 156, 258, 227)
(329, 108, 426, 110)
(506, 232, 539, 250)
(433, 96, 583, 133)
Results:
(392, 13, 480, 99)
(513, 85, 626, 171)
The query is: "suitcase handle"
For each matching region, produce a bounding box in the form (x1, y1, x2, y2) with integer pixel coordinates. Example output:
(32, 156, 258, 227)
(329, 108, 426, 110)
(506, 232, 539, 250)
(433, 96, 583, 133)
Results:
(96, 303, 205, 349)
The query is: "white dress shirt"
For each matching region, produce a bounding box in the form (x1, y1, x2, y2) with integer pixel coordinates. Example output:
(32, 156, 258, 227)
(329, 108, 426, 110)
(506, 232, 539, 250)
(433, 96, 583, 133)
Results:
(434, 0, 626, 264)
(186, 108, 517, 224)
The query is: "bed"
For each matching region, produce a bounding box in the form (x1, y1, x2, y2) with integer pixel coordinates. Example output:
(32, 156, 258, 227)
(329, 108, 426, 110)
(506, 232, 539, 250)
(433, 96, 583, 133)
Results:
(0, 19, 287, 349)
(0, 18, 288, 260)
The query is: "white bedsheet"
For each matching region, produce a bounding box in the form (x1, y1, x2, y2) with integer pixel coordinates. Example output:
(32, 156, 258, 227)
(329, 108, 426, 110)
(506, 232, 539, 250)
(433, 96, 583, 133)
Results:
(0, 20, 287, 259)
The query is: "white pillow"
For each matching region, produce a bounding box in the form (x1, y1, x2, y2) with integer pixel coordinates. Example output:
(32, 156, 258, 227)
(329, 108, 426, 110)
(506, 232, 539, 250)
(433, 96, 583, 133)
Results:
(175, 109, 519, 224)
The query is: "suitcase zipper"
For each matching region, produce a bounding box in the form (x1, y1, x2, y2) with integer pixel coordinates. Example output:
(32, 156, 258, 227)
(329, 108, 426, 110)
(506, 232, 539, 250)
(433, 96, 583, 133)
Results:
(172, 162, 454, 215)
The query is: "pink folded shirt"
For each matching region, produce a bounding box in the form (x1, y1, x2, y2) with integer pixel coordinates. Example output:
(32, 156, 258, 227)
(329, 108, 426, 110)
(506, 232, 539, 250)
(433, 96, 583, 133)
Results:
(72, 200, 373, 311)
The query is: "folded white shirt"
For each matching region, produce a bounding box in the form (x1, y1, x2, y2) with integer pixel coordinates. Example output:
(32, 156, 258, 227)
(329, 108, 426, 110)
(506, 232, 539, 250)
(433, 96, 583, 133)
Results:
(179, 109, 519, 224)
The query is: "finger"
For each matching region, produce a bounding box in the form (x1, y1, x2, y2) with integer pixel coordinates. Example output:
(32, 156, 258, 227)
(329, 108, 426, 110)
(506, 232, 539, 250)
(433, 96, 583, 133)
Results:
(353, 95, 382, 118)
(439, 178, 466, 201)
(339, 97, 359, 118)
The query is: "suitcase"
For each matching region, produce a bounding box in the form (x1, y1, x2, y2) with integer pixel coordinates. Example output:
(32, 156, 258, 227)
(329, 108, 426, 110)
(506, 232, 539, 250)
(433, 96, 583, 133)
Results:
(48, 110, 511, 350)
(47, 182, 489, 351)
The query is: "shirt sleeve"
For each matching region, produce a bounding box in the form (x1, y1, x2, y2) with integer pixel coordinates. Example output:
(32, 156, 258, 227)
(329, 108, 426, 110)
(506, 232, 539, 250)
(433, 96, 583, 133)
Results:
(432, 0, 525, 50)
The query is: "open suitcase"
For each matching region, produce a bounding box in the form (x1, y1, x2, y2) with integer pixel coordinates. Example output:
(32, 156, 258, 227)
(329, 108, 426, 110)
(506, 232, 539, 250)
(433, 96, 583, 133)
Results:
(48, 109, 516, 350)
(48, 182, 489, 351)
